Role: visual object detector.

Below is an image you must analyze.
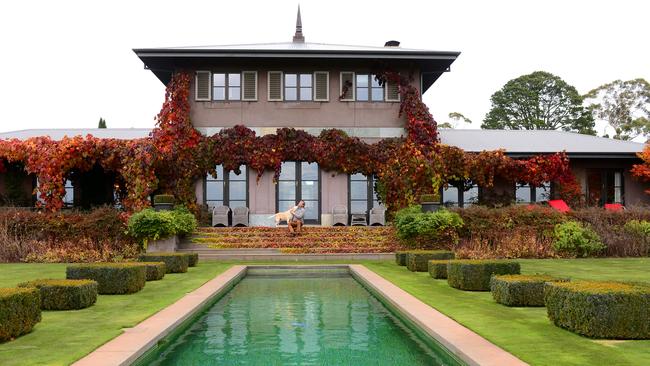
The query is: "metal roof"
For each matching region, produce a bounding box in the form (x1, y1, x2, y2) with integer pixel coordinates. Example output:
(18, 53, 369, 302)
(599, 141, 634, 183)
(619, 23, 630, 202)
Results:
(0, 128, 151, 141)
(439, 129, 644, 157)
(0, 128, 644, 158)
(133, 41, 459, 92)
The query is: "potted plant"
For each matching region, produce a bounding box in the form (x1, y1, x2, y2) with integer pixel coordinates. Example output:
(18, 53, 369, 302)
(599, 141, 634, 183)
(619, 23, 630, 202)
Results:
(153, 194, 175, 211)
(420, 193, 441, 212)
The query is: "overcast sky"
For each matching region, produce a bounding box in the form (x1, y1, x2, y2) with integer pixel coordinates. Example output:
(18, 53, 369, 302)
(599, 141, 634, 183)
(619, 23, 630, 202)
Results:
(0, 0, 647, 135)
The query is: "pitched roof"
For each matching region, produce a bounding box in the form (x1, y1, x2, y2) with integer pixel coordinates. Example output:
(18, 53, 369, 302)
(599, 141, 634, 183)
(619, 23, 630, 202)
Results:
(133, 41, 459, 92)
(0, 128, 151, 141)
(0, 128, 643, 158)
(439, 129, 644, 157)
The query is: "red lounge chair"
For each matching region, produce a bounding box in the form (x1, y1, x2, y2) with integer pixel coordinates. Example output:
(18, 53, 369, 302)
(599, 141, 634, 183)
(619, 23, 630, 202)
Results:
(604, 203, 624, 212)
(548, 199, 570, 213)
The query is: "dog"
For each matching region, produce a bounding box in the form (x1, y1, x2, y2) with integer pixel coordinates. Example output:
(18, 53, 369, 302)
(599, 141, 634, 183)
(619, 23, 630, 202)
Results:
(268, 209, 294, 227)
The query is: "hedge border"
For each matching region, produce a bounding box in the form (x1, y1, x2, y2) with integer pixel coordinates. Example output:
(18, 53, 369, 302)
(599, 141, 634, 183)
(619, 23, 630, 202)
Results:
(17, 279, 98, 310)
(66, 263, 146, 295)
(0, 287, 41, 342)
(428, 259, 453, 279)
(138, 253, 189, 273)
(406, 250, 455, 272)
(490, 274, 568, 307)
(447, 260, 521, 291)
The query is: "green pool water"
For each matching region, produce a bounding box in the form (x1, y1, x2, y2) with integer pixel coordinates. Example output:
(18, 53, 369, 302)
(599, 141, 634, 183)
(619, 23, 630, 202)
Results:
(143, 269, 459, 365)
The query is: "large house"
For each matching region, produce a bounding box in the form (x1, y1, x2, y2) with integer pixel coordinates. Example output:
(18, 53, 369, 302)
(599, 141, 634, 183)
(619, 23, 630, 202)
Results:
(0, 9, 648, 225)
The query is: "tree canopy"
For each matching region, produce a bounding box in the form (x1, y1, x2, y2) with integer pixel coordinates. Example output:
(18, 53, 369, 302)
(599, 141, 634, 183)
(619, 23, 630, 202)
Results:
(584, 78, 650, 140)
(438, 112, 472, 129)
(98, 118, 107, 129)
(482, 71, 595, 134)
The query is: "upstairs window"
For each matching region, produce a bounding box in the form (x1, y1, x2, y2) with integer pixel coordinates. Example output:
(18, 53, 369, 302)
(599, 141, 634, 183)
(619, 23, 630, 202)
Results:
(355, 74, 384, 102)
(213, 73, 241, 101)
(284, 73, 312, 101)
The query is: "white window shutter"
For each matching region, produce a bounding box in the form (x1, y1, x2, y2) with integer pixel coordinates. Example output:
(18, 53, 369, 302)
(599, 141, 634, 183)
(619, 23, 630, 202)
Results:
(385, 80, 400, 102)
(242, 71, 258, 101)
(339, 72, 354, 101)
(267, 71, 283, 101)
(313, 71, 329, 102)
(195, 71, 211, 101)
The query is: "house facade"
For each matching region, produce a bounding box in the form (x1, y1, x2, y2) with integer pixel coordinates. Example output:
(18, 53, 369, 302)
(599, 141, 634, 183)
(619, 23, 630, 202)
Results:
(0, 10, 648, 224)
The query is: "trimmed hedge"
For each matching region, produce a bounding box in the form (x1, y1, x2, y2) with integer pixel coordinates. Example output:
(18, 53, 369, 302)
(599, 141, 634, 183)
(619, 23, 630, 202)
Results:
(66, 263, 146, 294)
(447, 260, 520, 291)
(17, 279, 98, 310)
(406, 250, 455, 272)
(428, 259, 453, 279)
(545, 281, 650, 339)
(138, 253, 189, 273)
(185, 253, 199, 267)
(0, 287, 41, 342)
(395, 251, 408, 266)
(136, 262, 166, 281)
(490, 274, 568, 307)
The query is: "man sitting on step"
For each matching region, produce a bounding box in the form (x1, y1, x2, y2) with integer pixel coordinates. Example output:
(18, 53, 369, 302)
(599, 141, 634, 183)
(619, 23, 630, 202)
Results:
(288, 200, 306, 236)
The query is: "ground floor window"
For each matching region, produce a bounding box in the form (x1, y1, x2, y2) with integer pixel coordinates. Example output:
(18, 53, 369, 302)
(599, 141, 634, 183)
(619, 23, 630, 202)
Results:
(586, 169, 623, 206)
(276, 162, 320, 224)
(441, 182, 479, 208)
(63, 179, 74, 207)
(348, 173, 380, 215)
(515, 182, 552, 203)
(205, 164, 248, 209)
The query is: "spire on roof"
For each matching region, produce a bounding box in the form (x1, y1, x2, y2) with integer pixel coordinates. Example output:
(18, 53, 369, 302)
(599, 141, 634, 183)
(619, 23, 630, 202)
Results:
(293, 5, 305, 43)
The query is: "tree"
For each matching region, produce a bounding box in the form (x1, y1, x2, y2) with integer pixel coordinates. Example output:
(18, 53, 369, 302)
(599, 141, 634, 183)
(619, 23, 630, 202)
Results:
(98, 118, 107, 128)
(482, 71, 595, 134)
(584, 79, 650, 140)
(438, 112, 473, 129)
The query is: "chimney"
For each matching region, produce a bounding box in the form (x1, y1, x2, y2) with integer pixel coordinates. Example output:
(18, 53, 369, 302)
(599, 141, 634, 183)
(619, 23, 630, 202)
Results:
(384, 40, 400, 47)
(293, 5, 305, 43)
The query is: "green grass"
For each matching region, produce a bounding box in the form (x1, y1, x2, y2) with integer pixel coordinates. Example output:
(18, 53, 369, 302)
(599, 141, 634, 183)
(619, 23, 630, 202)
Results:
(1, 258, 649, 365)
(364, 258, 650, 366)
(0, 262, 232, 366)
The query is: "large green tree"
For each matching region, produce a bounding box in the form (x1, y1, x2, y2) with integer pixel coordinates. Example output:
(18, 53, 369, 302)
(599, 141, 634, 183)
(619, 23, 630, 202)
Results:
(98, 118, 107, 128)
(438, 112, 473, 129)
(482, 71, 595, 134)
(584, 78, 650, 140)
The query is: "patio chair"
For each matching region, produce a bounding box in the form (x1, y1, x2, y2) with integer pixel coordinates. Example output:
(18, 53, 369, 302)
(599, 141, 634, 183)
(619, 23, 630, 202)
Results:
(547, 199, 570, 213)
(604, 203, 625, 212)
(212, 205, 230, 227)
(232, 206, 250, 227)
(369, 206, 386, 226)
(332, 204, 348, 226)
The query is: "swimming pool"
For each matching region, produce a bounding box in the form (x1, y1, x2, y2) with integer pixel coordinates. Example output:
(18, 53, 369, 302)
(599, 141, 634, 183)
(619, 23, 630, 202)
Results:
(134, 266, 463, 366)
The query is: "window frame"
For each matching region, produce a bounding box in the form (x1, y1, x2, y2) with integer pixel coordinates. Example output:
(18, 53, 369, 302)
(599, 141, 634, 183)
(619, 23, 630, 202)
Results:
(440, 182, 481, 208)
(586, 169, 625, 206)
(514, 182, 554, 204)
(355, 73, 384, 102)
(194, 71, 212, 101)
(211, 72, 242, 102)
(283, 72, 313, 102)
(275, 161, 321, 224)
(204, 165, 249, 209)
(348, 173, 380, 218)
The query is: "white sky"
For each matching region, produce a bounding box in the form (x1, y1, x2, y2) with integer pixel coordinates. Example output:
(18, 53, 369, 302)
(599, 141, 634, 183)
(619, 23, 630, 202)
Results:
(0, 0, 648, 134)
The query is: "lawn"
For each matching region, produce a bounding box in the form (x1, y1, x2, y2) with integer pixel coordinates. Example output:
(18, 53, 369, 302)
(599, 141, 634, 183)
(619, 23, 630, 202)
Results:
(0, 258, 648, 365)
(365, 258, 650, 366)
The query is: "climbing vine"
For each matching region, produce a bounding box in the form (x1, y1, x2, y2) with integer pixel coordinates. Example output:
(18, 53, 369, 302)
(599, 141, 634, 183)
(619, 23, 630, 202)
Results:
(0, 69, 580, 213)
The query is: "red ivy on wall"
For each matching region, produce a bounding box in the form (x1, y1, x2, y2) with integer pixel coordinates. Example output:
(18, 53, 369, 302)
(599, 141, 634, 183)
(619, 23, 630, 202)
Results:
(0, 70, 581, 212)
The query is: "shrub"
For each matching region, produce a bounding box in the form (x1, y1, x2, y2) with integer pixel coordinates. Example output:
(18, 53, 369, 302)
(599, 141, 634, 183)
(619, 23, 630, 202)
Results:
(545, 281, 650, 339)
(490, 274, 568, 306)
(0, 287, 41, 342)
(127, 209, 175, 243)
(623, 220, 650, 256)
(553, 221, 605, 257)
(406, 250, 455, 272)
(428, 259, 453, 279)
(394, 206, 463, 248)
(447, 260, 520, 291)
(171, 207, 198, 237)
(17, 279, 98, 310)
(138, 253, 189, 273)
(395, 251, 408, 266)
(135, 262, 166, 281)
(66, 263, 146, 294)
(184, 252, 199, 267)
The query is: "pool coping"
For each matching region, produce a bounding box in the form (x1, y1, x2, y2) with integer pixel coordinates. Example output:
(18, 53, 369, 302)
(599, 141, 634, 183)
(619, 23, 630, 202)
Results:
(73, 264, 528, 366)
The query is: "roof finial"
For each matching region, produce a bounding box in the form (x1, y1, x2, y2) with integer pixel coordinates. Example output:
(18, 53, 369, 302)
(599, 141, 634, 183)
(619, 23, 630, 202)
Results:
(293, 5, 305, 43)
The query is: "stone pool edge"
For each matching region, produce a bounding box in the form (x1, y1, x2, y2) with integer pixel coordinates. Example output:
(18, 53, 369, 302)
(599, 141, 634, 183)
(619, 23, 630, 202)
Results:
(349, 265, 528, 366)
(72, 265, 247, 366)
(74, 264, 527, 366)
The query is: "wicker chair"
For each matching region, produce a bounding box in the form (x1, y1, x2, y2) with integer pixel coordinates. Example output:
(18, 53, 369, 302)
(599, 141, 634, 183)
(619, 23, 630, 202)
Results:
(232, 206, 250, 227)
(212, 205, 230, 227)
(369, 206, 386, 226)
(332, 205, 348, 226)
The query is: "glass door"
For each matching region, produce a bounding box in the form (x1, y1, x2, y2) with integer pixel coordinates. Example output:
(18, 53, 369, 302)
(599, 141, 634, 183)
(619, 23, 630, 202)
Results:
(277, 161, 320, 224)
